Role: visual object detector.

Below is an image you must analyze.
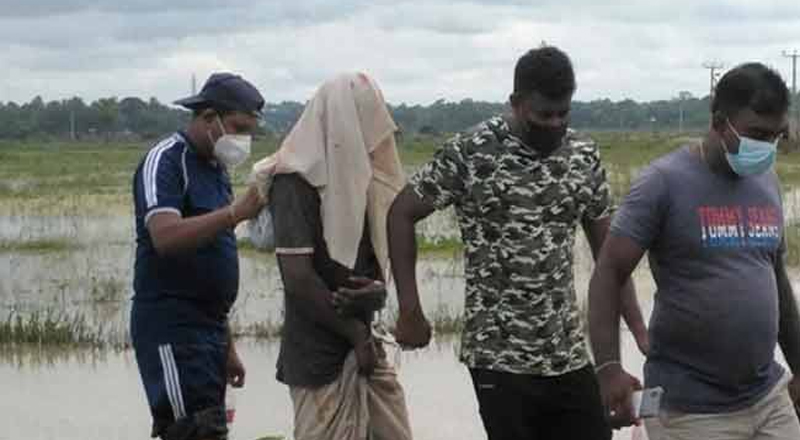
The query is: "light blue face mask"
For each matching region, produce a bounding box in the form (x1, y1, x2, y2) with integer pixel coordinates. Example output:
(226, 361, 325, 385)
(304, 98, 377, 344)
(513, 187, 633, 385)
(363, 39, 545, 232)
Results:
(722, 120, 778, 176)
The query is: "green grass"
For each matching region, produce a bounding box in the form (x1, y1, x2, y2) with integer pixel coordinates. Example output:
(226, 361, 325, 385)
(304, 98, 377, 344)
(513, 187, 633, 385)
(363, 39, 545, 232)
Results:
(0, 238, 80, 253)
(429, 303, 464, 334)
(0, 136, 442, 216)
(6, 132, 800, 263)
(592, 131, 697, 169)
(227, 303, 467, 341)
(0, 141, 143, 196)
(0, 310, 107, 348)
(417, 236, 464, 257)
(235, 239, 278, 261)
(397, 134, 446, 166)
(0, 139, 279, 215)
(89, 276, 127, 303)
(785, 223, 800, 267)
(0, 344, 112, 367)
(4, 132, 681, 216)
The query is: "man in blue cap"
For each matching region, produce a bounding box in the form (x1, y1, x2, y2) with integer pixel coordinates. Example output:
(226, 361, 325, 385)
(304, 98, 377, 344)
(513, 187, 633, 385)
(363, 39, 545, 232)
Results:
(131, 72, 266, 440)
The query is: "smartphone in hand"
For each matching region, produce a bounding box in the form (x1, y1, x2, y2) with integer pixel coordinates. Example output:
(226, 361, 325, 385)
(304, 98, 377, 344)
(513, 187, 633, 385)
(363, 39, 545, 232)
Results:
(632, 387, 664, 419)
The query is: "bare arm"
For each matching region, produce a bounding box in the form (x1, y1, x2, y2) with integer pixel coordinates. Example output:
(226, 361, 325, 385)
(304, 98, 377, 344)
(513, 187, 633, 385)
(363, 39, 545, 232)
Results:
(147, 186, 264, 257)
(588, 233, 645, 366)
(583, 216, 648, 354)
(277, 254, 368, 345)
(388, 186, 435, 316)
(148, 210, 232, 257)
(226, 320, 246, 387)
(588, 233, 647, 428)
(387, 186, 436, 347)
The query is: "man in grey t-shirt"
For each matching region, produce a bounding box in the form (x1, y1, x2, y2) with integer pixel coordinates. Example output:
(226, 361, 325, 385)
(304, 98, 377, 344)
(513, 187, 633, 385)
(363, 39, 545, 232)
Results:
(589, 62, 800, 439)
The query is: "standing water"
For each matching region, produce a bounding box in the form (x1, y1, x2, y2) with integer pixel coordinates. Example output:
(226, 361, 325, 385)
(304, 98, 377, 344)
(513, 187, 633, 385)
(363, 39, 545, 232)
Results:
(2, 204, 797, 440)
(0, 334, 650, 440)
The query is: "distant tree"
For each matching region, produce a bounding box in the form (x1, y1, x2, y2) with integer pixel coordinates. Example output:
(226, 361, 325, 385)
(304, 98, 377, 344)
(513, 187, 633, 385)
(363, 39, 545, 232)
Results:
(93, 97, 119, 141)
(119, 97, 149, 133)
(0, 93, 716, 141)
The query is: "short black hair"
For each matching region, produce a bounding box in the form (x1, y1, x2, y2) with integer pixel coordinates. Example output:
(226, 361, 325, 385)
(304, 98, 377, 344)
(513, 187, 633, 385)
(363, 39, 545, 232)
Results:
(513, 46, 576, 100)
(712, 63, 790, 118)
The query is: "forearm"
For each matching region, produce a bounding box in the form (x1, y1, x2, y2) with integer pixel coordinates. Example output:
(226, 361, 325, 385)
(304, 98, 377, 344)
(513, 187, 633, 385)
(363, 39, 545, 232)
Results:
(287, 275, 367, 344)
(151, 207, 236, 256)
(388, 210, 422, 316)
(588, 266, 626, 366)
(584, 219, 638, 364)
(226, 320, 237, 354)
(319, 258, 357, 288)
(620, 279, 647, 337)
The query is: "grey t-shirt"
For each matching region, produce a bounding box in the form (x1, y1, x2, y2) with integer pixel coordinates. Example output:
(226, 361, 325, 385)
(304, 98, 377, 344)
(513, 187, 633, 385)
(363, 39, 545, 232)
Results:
(270, 173, 380, 387)
(611, 146, 784, 413)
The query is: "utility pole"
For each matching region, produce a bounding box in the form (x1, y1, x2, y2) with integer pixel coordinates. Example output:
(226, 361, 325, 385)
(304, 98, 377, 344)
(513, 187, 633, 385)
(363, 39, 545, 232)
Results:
(70, 109, 76, 141)
(677, 91, 693, 134)
(783, 50, 798, 139)
(703, 62, 725, 102)
(191, 73, 197, 96)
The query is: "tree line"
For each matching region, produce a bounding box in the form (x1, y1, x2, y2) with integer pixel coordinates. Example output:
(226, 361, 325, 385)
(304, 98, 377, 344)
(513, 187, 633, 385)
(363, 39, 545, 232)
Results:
(2, 92, 787, 142)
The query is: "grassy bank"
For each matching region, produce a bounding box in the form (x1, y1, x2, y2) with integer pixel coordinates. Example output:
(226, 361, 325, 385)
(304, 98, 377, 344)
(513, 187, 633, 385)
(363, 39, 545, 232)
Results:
(0, 238, 80, 253)
(0, 303, 467, 348)
(0, 136, 445, 216)
(0, 310, 107, 348)
(5, 132, 799, 213)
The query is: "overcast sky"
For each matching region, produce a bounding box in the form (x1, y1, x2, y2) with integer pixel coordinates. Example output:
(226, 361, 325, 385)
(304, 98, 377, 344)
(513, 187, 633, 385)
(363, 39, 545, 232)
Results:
(1, 0, 799, 105)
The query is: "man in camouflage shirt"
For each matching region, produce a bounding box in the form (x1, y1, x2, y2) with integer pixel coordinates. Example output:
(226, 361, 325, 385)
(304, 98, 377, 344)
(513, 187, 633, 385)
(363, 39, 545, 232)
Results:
(387, 46, 647, 439)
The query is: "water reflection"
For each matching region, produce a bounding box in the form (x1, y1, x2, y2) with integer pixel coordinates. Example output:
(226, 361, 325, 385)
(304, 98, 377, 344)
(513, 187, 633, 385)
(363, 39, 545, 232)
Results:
(0, 247, 657, 348)
(0, 335, 650, 440)
(0, 208, 794, 440)
(0, 344, 113, 369)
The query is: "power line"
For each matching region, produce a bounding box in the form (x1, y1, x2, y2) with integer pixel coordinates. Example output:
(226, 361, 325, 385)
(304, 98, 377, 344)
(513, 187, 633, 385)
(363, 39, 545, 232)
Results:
(702, 61, 725, 102)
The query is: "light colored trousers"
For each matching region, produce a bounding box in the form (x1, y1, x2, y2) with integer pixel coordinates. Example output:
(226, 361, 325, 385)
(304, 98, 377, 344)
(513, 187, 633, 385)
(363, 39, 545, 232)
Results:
(289, 350, 413, 440)
(645, 372, 800, 440)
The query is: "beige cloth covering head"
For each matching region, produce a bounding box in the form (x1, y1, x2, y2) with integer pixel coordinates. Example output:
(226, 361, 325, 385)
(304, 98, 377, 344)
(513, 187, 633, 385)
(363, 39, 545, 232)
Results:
(250, 73, 405, 276)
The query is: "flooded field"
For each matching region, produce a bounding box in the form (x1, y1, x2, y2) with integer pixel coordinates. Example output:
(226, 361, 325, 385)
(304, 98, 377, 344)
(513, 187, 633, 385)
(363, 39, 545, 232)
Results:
(0, 335, 653, 440)
(0, 208, 657, 346)
(0, 205, 657, 440)
(2, 134, 800, 439)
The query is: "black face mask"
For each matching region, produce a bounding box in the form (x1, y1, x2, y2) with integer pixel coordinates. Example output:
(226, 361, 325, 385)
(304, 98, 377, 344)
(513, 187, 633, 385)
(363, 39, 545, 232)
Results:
(521, 119, 567, 155)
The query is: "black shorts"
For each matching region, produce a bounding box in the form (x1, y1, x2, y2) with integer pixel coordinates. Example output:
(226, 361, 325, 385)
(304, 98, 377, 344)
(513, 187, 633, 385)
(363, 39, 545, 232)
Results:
(131, 307, 229, 440)
(470, 365, 611, 440)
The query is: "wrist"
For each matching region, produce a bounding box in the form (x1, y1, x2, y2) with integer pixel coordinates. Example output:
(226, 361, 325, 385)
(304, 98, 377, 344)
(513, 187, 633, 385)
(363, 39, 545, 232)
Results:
(398, 297, 423, 317)
(227, 204, 239, 227)
(629, 321, 648, 336)
(345, 320, 369, 345)
(595, 360, 622, 375)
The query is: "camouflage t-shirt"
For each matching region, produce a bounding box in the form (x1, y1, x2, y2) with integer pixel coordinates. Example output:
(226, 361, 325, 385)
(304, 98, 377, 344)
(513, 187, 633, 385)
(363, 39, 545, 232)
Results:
(410, 116, 612, 376)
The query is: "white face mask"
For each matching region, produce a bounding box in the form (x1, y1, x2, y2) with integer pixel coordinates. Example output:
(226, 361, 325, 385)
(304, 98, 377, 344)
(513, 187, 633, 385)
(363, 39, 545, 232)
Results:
(210, 116, 251, 168)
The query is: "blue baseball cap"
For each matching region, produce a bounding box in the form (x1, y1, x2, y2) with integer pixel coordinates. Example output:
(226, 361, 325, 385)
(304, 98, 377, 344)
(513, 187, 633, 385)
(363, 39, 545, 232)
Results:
(174, 72, 265, 117)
